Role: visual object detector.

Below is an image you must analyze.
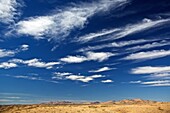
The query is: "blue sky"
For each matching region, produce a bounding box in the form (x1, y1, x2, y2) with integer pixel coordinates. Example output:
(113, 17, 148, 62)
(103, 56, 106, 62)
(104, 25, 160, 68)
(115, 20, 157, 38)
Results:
(0, 0, 170, 104)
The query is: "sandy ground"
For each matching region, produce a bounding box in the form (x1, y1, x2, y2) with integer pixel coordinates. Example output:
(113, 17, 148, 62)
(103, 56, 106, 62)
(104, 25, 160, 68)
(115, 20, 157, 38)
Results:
(0, 103, 170, 113)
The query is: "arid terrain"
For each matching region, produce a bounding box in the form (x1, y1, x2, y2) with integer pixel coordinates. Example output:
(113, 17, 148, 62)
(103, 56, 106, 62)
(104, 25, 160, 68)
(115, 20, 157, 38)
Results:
(0, 99, 170, 113)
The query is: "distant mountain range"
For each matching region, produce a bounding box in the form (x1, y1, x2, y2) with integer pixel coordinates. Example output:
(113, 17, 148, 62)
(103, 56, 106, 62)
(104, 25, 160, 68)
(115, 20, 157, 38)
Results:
(41, 99, 163, 105)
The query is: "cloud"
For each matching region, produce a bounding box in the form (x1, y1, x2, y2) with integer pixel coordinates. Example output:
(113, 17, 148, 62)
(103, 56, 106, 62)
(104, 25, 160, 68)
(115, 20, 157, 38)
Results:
(0, 62, 17, 69)
(77, 18, 170, 43)
(129, 80, 142, 84)
(111, 18, 170, 40)
(0, 44, 29, 58)
(127, 40, 170, 51)
(124, 50, 170, 60)
(131, 66, 170, 82)
(0, 49, 15, 58)
(129, 80, 170, 87)
(54, 72, 72, 77)
(14, 75, 41, 80)
(101, 79, 113, 83)
(53, 72, 104, 83)
(0, 0, 21, 23)
(78, 29, 120, 43)
(131, 66, 170, 74)
(60, 51, 114, 63)
(14, 0, 128, 40)
(89, 67, 113, 73)
(10, 58, 60, 69)
(60, 56, 87, 63)
(77, 39, 157, 52)
(20, 44, 29, 51)
(4, 74, 59, 84)
(16, 16, 55, 39)
(5, 96, 20, 99)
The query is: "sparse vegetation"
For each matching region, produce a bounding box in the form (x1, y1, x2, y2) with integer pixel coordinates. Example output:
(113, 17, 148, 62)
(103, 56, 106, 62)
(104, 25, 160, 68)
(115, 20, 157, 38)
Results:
(0, 100, 170, 113)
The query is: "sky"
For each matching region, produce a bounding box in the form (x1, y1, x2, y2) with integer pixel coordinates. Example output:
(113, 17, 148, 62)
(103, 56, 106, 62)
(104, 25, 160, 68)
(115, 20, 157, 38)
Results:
(0, 0, 170, 104)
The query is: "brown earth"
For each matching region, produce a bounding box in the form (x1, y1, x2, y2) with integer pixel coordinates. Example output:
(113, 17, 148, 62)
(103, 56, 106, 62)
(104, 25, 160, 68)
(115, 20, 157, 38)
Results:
(0, 99, 170, 113)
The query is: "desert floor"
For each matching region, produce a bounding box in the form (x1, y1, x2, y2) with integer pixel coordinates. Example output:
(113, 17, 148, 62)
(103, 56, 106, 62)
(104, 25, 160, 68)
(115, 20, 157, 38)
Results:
(0, 103, 170, 113)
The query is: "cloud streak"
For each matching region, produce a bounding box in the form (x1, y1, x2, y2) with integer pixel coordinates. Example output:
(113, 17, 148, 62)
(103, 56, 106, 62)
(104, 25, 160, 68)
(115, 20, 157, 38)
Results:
(131, 66, 170, 74)
(124, 50, 170, 60)
(10, 58, 60, 69)
(130, 80, 170, 87)
(101, 79, 113, 83)
(60, 51, 114, 63)
(77, 18, 170, 43)
(89, 67, 114, 73)
(53, 72, 105, 83)
(78, 39, 157, 52)
(15, 0, 128, 41)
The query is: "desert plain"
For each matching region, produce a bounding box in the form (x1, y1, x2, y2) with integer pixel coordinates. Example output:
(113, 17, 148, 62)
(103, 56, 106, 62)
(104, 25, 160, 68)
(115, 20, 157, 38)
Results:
(0, 99, 170, 113)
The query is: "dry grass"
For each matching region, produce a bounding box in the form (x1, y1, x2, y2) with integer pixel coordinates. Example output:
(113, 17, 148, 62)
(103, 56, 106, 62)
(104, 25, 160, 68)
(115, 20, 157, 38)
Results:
(0, 103, 170, 113)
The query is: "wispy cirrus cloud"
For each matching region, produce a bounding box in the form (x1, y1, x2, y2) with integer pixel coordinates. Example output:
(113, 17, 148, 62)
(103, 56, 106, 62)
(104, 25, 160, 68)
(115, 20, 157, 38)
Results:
(131, 66, 170, 75)
(60, 51, 115, 63)
(10, 58, 60, 69)
(78, 29, 120, 43)
(77, 18, 170, 43)
(14, 0, 128, 40)
(77, 39, 157, 52)
(4, 74, 58, 84)
(130, 80, 170, 87)
(127, 40, 170, 51)
(130, 66, 170, 86)
(123, 50, 170, 60)
(53, 72, 105, 83)
(0, 0, 22, 24)
(89, 67, 114, 73)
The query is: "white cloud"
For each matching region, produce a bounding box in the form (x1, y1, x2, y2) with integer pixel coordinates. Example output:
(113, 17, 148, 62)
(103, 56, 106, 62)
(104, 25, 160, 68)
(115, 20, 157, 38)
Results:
(127, 40, 170, 51)
(66, 74, 104, 83)
(66, 75, 93, 83)
(14, 75, 40, 80)
(131, 66, 170, 74)
(124, 50, 170, 60)
(15, 0, 128, 40)
(86, 51, 114, 62)
(0, 49, 15, 58)
(0, 62, 17, 69)
(60, 51, 114, 63)
(129, 80, 142, 84)
(78, 29, 120, 43)
(89, 67, 113, 73)
(130, 80, 170, 87)
(0, 0, 21, 23)
(131, 66, 170, 81)
(77, 18, 170, 43)
(60, 56, 87, 63)
(20, 44, 29, 51)
(10, 58, 60, 69)
(16, 16, 55, 39)
(90, 74, 105, 78)
(4, 74, 59, 84)
(53, 72, 104, 83)
(78, 39, 156, 52)
(101, 79, 113, 83)
(0, 45, 29, 58)
(112, 18, 170, 40)
(54, 72, 72, 77)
